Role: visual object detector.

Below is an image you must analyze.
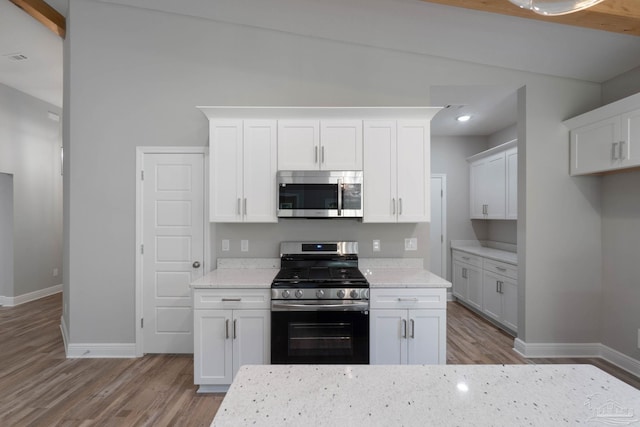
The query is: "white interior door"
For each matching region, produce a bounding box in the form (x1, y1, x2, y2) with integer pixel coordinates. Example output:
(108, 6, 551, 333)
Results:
(142, 152, 205, 353)
(429, 174, 446, 278)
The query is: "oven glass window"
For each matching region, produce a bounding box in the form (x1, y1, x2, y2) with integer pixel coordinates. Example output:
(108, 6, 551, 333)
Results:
(288, 322, 353, 357)
(279, 184, 338, 210)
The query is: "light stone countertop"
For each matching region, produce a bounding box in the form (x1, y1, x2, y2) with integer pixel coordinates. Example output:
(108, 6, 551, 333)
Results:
(190, 268, 278, 289)
(211, 364, 640, 427)
(451, 244, 518, 265)
(363, 267, 451, 288)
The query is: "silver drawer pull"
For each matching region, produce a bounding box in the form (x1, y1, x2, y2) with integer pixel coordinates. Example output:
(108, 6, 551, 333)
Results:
(495, 267, 507, 272)
(462, 256, 470, 260)
(397, 297, 419, 302)
(221, 298, 242, 302)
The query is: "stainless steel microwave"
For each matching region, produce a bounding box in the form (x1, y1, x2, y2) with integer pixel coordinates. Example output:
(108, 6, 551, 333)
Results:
(276, 170, 363, 218)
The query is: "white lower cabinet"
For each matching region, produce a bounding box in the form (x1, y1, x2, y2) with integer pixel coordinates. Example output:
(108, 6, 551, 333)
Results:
(193, 289, 270, 392)
(452, 249, 517, 334)
(370, 288, 446, 365)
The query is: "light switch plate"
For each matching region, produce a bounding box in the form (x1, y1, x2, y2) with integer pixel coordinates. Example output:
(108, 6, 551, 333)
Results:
(404, 238, 418, 251)
(241, 240, 249, 252)
(373, 240, 381, 252)
(222, 240, 230, 251)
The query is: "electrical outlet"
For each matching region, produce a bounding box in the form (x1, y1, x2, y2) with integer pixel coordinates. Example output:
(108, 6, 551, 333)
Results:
(404, 238, 418, 251)
(222, 240, 230, 251)
(373, 240, 381, 252)
(53, 268, 59, 277)
(241, 240, 249, 252)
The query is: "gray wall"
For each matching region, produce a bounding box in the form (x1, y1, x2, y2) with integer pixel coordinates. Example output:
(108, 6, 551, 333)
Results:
(431, 135, 488, 280)
(602, 66, 640, 105)
(64, 0, 605, 353)
(0, 173, 13, 300)
(0, 83, 63, 299)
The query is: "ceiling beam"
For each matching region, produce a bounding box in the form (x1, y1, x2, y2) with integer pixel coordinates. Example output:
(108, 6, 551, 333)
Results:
(419, 0, 640, 36)
(9, 0, 66, 38)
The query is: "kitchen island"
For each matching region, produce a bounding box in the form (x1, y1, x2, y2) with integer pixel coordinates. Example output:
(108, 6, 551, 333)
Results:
(211, 364, 640, 426)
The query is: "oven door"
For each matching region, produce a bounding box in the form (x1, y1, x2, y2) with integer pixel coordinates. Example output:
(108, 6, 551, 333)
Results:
(271, 304, 369, 364)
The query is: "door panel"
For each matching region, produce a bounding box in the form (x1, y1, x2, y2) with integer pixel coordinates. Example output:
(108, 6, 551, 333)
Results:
(370, 309, 406, 365)
(407, 309, 445, 365)
(143, 152, 204, 353)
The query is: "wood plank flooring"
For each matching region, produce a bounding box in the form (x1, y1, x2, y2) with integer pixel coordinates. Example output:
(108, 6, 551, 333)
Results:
(0, 294, 637, 426)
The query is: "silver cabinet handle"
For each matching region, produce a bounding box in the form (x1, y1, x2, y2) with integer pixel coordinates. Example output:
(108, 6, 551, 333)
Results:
(619, 141, 625, 160)
(315, 146, 318, 163)
(496, 281, 500, 293)
(225, 319, 229, 339)
(496, 266, 507, 272)
(222, 298, 242, 302)
(233, 319, 237, 339)
(392, 198, 396, 215)
(237, 198, 241, 215)
(462, 267, 467, 279)
(321, 146, 325, 164)
(402, 319, 407, 338)
(612, 142, 619, 160)
(399, 198, 403, 215)
(243, 198, 247, 215)
(410, 319, 415, 339)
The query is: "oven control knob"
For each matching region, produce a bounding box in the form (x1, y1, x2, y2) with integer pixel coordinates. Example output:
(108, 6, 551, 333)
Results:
(337, 289, 346, 298)
(350, 290, 359, 298)
(282, 290, 291, 298)
(316, 290, 325, 298)
(295, 289, 304, 299)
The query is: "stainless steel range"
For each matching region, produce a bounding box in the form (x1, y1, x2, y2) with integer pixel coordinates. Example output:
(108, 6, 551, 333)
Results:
(271, 241, 370, 364)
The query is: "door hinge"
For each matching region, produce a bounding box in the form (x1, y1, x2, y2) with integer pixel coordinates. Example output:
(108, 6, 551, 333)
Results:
(141, 170, 144, 180)
(141, 318, 144, 328)
(140, 244, 144, 254)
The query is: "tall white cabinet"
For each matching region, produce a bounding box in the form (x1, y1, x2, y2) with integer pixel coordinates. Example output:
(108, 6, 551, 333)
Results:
(564, 93, 640, 176)
(467, 140, 517, 220)
(208, 120, 278, 222)
(363, 120, 431, 223)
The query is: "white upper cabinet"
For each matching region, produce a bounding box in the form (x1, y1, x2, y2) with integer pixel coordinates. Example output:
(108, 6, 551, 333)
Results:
(363, 120, 431, 223)
(565, 92, 640, 176)
(467, 140, 517, 220)
(209, 119, 277, 223)
(277, 120, 362, 171)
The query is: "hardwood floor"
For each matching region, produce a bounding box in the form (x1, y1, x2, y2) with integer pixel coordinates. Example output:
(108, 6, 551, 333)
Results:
(1, 294, 638, 426)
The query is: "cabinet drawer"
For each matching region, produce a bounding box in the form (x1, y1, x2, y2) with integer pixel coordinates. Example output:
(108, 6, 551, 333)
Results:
(370, 288, 446, 310)
(193, 288, 270, 310)
(483, 259, 517, 280)
(452, 250, 483, 268)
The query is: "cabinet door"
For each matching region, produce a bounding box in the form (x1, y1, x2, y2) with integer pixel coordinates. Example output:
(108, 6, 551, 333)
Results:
(277, 120, 320, 170)
(407, 309, 446, 365)
(620, 107, 640, 168)
(243, 121, 277, 222)
(482, 271, 502, 323)
(570, 116, 621, 175)
(194, 309, 233, 385)
(232, 309, 270, 378)
(210, 120, 243, 222)
(397, 120, 430, 222)
(500, 278, 518, 332)
(370, 309, 407, 365)
(484, 152, 506, 219)
(452, 260, 468, 300)
(469, 159, 486, 219)
(320, 120, 363, 170)
(363, 121, 397, 223)
(506, 147, 518, 220)
(465, 264, 483, 311)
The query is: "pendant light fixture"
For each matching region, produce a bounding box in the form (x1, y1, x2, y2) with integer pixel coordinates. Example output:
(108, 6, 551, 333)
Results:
(508, 0, 605, 16)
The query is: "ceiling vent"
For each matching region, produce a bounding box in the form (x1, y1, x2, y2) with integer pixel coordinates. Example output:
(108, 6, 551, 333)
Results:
(4, 53, 29, 62)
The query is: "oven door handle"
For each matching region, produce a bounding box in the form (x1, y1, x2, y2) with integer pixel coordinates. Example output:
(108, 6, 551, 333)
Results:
(271, 301, 369, 311)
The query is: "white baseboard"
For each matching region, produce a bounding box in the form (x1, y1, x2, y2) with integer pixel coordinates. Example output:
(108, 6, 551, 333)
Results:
(514, 338, 640, 378)
(60, 315, 69, 353)
(65, 343, 137, 358)
(1, 284, 62, 307)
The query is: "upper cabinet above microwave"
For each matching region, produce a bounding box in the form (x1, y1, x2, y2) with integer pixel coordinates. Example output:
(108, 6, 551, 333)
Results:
(564, 92, 640, 176)
(277, 120, 363, 171)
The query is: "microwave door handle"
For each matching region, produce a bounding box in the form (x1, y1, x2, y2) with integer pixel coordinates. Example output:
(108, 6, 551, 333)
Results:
(337, 178, 343, 216)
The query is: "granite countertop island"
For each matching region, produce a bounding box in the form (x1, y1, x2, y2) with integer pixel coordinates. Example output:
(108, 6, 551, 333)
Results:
(211, 364, 640, 426)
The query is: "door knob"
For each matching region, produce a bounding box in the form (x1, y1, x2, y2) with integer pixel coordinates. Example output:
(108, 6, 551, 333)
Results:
(192, 261, 201, 268)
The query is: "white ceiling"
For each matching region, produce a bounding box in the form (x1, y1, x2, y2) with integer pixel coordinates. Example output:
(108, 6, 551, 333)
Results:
(1, 0, 639, 134)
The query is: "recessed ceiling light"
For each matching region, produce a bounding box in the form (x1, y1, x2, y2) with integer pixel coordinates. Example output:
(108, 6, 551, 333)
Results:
(456, 115, 471, 122)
